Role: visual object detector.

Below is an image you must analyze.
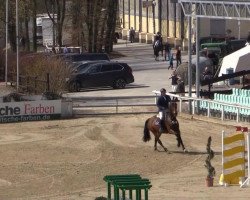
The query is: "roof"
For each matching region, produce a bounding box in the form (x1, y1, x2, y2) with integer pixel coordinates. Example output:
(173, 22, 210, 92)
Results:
(219, 45, 250, 76)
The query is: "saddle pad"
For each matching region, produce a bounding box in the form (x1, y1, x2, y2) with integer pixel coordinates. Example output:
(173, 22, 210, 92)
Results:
(154, 118, 160, 126)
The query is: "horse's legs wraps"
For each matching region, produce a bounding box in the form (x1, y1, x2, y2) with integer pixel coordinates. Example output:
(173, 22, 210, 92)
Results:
(154, 134, 168, 152)
(168, 128, 186, 151)
(157, 138, 168, 152)
(154, 137, 157, 151)
(176, 133, 186, 151)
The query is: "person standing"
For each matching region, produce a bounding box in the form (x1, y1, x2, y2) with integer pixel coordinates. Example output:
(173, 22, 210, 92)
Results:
(51, 46, 56, 54)
(157, 88, 172, 133)
(63, 45, 69, 53)
(176, 46, 182, 68)
(20, 36, 26, 51)
(203, 67, 212, 81)
(168, 50, 174, 70)
(129, 27, 135, 43)
(176, 78, 185, 97)
(169, 70, 179, 92)
(164, 42, 170, 61)
(203, 66, 213, 93)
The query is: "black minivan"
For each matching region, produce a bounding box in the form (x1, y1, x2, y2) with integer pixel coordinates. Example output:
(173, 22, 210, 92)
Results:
(67, 62, 134, 92)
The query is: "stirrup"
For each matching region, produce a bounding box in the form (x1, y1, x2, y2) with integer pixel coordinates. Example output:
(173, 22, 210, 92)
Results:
(159, 127, 165, 133)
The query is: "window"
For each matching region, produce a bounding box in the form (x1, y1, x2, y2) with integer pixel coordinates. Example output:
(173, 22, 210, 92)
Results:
(78, 63, 90, 73)
(113, 64, 123, 71)
(88, 65, 101, 73)
(101, 64, 113, 72)
(73, 55, 87, 62)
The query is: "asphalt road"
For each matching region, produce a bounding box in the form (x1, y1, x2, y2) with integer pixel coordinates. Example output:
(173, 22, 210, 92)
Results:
(65, 40, 189, 98)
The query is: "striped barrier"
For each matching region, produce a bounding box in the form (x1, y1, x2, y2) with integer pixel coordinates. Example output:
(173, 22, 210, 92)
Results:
(221, 126, 249, 187)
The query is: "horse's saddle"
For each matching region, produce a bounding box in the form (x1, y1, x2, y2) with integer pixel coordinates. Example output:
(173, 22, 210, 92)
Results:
(154, 117, 177, 127)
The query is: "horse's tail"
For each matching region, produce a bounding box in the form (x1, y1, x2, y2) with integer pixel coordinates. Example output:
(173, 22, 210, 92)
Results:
(143, 119, 151, 142)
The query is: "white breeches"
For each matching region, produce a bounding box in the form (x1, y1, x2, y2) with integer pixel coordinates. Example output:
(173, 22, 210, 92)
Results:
(159, 111, 164, 120)
(159, 110, 168, 120)
(172, 85, 177, 92)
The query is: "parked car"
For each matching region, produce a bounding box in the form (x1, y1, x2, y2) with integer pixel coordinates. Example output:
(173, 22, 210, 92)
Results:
(67, 62, 134, 92)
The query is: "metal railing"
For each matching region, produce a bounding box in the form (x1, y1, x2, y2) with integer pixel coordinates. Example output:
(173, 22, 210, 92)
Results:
(9, 73, 50, 94)
(72, 95, 157, 115)
(71, 92, 250, 122)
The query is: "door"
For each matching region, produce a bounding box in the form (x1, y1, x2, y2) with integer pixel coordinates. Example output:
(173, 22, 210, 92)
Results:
(79, 64, 101, 88)
(100, 63, 114, 86)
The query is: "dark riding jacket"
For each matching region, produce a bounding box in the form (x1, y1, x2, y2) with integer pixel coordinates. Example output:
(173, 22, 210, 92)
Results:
(157, 95, 171, 111)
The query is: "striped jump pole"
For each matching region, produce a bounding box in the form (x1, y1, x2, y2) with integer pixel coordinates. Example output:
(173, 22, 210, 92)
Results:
(221, 126, 249, 186)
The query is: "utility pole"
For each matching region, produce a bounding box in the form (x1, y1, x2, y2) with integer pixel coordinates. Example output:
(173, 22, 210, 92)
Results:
(5, 0, 8, 84)
(188, 16, 192, 114)
(16, 0, 19, 91)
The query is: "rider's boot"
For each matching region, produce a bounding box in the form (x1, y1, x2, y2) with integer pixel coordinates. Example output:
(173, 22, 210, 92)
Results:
(159, 120, 165, 133)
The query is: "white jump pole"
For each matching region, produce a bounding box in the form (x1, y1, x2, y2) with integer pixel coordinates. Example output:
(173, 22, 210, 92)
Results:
(221, 130, 225, 185)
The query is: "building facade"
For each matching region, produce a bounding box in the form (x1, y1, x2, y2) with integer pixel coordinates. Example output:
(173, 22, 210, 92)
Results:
(119, 0, 250, 48)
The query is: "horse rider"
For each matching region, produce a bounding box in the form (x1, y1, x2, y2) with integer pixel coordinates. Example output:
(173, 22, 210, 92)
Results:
(153, 32, 163, 61)
(157, 88, 172, 133)
(155, 32, 162, 41)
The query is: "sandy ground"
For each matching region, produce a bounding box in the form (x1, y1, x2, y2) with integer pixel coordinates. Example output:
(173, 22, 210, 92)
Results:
(0, 114, 250, 200)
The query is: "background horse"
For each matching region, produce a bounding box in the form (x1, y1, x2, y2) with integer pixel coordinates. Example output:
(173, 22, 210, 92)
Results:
(153, 40, 163, 61)
(143, 101, 186, 152)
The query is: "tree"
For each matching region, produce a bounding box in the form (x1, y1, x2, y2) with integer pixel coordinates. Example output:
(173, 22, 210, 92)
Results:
(7, 0, 17, 52)
(72, 0, 107, 52)
(32, 0, 37, 52)
(71, 0, 84, 47)
(23, 0, 30, 51)
(45, 0, 66, 47)
(104, 0, 118, 53)
(0, 0, 118, 53)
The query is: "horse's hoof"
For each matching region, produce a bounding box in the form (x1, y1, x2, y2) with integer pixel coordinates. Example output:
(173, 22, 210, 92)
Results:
(183, 149, 188, 153)
(164, 148, 168, 152)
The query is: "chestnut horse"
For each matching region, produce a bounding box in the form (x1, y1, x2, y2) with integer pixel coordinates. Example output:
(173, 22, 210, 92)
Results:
(143, 102, 186, 152)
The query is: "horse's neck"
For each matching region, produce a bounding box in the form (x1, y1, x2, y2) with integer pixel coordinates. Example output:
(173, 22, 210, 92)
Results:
(169, 105, 177, 119)
(170, 115, 177, 121)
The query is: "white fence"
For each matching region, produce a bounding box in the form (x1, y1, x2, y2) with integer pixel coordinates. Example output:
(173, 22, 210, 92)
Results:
(163, 91, 250, 123)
